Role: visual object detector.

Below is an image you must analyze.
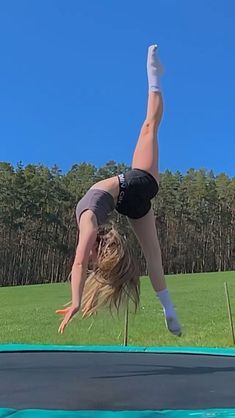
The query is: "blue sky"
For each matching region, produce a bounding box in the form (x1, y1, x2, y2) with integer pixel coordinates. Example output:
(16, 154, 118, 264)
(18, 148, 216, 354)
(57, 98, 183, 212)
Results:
(0, 0, 234, 176)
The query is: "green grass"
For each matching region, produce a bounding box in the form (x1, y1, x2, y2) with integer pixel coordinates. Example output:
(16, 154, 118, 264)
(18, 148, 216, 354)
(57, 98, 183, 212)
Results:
(0, 271, 235, 348)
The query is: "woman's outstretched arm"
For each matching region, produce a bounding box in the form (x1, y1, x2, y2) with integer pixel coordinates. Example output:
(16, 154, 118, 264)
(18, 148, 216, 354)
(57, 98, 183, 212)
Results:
(56, 210, 98, 333)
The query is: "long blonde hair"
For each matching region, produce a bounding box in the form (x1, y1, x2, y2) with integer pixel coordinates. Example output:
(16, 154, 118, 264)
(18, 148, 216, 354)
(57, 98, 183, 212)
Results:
(81, 224, 140, 317)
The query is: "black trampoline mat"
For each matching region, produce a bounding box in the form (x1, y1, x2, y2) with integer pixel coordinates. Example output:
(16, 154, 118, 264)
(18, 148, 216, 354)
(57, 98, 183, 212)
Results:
(1, 351, 235, 410)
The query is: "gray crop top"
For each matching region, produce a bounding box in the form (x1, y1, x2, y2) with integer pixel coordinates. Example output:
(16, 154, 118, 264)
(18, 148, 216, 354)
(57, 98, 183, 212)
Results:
(76, 189, 115, 226)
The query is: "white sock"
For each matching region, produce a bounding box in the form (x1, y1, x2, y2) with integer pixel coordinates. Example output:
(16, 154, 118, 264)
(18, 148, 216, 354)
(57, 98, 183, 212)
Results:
(157, 288, 175, 316)
(147, 44, 163, 92)
(157, 288, 182, 336)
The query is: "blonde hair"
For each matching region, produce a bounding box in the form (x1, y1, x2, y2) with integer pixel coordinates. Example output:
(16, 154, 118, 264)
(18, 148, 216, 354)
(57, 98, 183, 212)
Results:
(81, 224, 140, 317)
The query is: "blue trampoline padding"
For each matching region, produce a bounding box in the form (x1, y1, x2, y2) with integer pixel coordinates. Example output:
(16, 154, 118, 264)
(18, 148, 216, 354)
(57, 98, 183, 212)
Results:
(1, 344, 235, 356)
(1, 409, 235, 418)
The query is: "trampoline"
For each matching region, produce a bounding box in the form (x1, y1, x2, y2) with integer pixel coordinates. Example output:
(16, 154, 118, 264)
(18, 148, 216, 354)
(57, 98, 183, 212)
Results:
(1, 345, 235, 418)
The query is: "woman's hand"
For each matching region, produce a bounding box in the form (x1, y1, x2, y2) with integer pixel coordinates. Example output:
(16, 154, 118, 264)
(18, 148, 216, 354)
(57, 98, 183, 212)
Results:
(56, 305, 79, 334)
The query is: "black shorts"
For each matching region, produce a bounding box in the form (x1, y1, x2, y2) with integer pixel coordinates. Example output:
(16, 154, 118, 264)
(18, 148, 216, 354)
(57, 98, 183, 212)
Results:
(115, 168, 159, 219)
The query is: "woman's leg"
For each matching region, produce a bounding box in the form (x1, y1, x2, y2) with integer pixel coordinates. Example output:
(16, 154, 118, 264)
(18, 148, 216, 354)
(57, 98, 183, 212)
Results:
(129, 209, 166, 292)
(129, 46, 181, 336)
(129, 209, 182, 336)
(131, 45, 163, 183)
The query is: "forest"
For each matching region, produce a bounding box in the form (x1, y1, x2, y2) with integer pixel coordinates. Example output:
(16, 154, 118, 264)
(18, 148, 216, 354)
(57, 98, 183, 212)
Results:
(0, 160, 234, 286)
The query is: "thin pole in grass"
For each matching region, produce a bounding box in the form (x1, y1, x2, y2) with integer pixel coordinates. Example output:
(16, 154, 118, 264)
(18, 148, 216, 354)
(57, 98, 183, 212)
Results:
(224, 282, 235, 345)
(123, 298, 129, 346)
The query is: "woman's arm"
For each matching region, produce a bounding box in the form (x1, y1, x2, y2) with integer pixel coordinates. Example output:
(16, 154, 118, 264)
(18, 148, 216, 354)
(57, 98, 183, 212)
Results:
(57, 210, 98, 333)
(71, 210, 98, 306)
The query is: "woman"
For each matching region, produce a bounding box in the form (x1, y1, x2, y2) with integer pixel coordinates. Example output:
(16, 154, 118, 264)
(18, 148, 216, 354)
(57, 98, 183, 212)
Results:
(56, 45, 182, 337)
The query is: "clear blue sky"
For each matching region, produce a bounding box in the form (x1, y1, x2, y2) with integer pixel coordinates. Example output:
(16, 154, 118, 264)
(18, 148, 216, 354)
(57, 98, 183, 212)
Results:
(0, 0, 234, 176)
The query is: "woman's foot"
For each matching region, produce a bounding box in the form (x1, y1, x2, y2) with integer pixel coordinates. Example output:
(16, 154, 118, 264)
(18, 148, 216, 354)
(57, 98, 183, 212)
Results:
(164, 311, 182, 337)
(147, 44, 163, 92)
(157, 288, 182, 336)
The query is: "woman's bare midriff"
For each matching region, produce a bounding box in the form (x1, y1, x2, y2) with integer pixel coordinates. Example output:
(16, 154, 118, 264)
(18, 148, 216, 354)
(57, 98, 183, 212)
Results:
(90, 176, 120, 206)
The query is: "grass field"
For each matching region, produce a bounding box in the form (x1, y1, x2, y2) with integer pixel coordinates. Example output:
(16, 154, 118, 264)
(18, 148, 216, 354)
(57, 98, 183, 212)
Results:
(1, 271, 235, 348)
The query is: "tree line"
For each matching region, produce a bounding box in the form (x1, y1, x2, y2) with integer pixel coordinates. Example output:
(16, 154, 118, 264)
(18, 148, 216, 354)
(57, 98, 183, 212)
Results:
(0, 161, 234, 286)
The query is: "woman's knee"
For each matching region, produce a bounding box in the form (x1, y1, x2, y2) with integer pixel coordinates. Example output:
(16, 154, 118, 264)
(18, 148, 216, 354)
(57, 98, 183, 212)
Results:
(140, 120, 158, 138)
